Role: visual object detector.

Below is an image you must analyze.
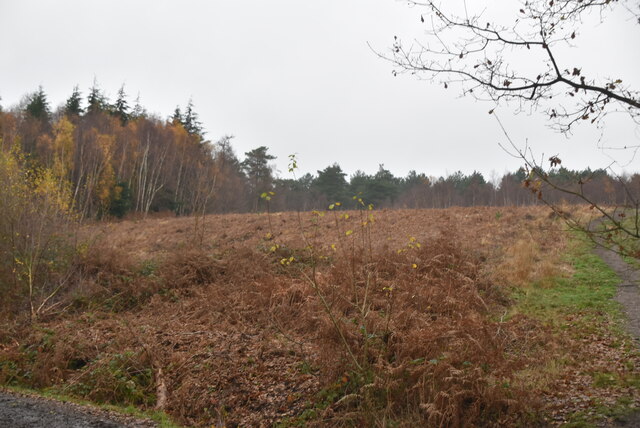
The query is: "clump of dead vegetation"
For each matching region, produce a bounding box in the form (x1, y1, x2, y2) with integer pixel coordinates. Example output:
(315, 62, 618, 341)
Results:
(260, 205, 553, 426)
(492, 218, 570, 289)
(0, 207, 565, 427)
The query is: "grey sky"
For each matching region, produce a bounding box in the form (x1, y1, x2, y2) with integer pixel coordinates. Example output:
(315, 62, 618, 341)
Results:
(1, 0, 638, 180)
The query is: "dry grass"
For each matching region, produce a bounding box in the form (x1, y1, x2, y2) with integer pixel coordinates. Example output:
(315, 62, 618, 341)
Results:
(82, 206, 555, 261)
(0, 206, 573, 426)
(492, 231, 570, 289)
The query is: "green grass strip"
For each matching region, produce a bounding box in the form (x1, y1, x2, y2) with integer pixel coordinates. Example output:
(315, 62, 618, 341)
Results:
(511, 233, 639, 427)
(512, 234, 622, 334)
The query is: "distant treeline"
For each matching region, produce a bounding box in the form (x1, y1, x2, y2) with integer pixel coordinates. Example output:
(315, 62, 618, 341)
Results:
(1, 85, 638, 218)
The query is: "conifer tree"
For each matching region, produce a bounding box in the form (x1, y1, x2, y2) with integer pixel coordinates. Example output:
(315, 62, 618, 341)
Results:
(112, 84, 130, 125)
(86, 80, 107, 114)
(25, 86, 51, 121)
(183, 99, 203, 137)
(242, 146, 276, 211)
(64, 85, 84, 117)
(171, 106, 183, 126)
(131, 93, 146, 119)
(315, 163, 349, 203)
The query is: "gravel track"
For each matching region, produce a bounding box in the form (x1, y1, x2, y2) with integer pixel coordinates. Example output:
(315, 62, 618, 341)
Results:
(591, 222, 640, 428)
(593, 244, 640, 345)
(0, 390, 157, 428)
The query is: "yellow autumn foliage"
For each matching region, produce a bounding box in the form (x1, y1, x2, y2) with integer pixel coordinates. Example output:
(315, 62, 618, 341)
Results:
(95, 133, 116, 213)
(0, 141, 77, 318)
(52, 116, 75, 182)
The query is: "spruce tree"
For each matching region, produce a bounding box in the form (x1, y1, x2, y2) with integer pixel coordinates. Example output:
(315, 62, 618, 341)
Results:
(131, 93, 146, 119)
(113, 84, 130, 125)
(171, 106, 183, 126)
(183, 99, 203, 136)
(86, 80, 107, 114)
(64, 85, 84, 117)
(25, 86, 51, 121)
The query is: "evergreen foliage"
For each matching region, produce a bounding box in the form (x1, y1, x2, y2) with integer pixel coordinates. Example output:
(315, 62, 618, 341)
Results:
(131, 93, 146, 119)
(109, 181, 133, 218)
(242, 146, 276, 211)
(314, 163, 348, 204)
(25, 86, 51, 121)
(64, 85, 84, 117)
(112, 85, 130, 125)
(182, 99, 203, 137)
(86, 81, 107, 114)
(171, 106, 182, 125)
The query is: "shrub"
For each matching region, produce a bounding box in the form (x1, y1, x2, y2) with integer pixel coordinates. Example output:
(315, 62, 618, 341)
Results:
(0, 144, 77, 320)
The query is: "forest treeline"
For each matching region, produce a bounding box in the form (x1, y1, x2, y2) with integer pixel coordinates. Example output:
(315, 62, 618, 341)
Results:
(1, 85, 638, 219)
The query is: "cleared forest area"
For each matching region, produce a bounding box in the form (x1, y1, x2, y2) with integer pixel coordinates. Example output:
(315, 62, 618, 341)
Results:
(1, 206, 638, 426)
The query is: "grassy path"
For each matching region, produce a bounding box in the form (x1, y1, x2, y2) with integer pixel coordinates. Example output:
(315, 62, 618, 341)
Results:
(512, 235, 640, 426)
(593, 241, 640, 347)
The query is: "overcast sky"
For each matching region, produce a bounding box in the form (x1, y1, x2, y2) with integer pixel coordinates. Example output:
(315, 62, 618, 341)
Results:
(1, 0, 638, 180)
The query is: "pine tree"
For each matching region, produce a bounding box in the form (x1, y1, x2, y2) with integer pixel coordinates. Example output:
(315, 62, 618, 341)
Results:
(64, 85, 84, 117)
(131, 93, 146, 119)
(25, 86, 51, 121)
(109, 181, 132, 218)
(242, 146, 276, 211)
(86, 80, 107, 114)
(183, 99, 203, 137)
(171, 106, 183, 126)
(315, 163, 349, 203)
(112, 84, 130, 125)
